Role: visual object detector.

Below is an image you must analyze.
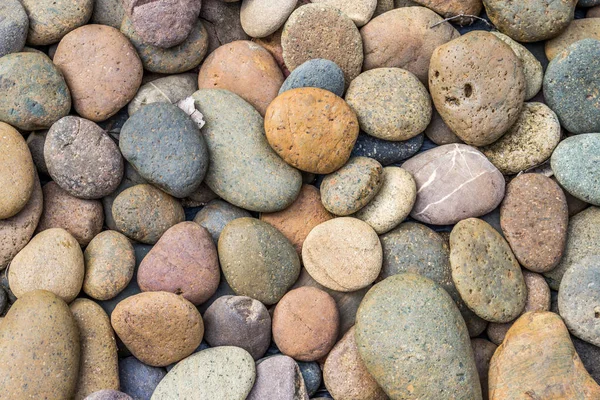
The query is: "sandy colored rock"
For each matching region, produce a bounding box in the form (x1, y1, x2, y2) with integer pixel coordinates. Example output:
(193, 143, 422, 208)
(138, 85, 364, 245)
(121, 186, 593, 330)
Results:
(111, 291, 203, 367)
(481, 103, 561, 175)
(312, 0, 377, 26)
(545, 18, 600, 60)
(500, 174, 568, 273)
(410, 0, 482, 25)
(36, 182, 104, 247)
(360, 7, 459, 83)
(247, 355, 310, 400)
(85, 390, 132, 400)
(345, 68, 431, 141)
(54, 25, 143, 122)
(83, 231, 135, 301)
(198, 40, 283, 116)
(112, 184, 185, 244)
(71, 299, 119, 400)
(303, 217, 382, 292)
(0, 290, 80, 399)
(265, 88, 359, 174)
(9, 228, 84, 303)
(282, 4, 363, 85)
(21, 0, 93, 45)
(128, 74, 198, 116)
(272, 286, 339, 361)
(0, 122, 35, 219)
(471, 338, 497, 400)
(489, 312, 600, 399)
(324, 326, 388, 400)
(260, 185, 333, 255)
(241, 0, 297, 37)
(138, 222, 220, 305)
(429, 31, 525, 146)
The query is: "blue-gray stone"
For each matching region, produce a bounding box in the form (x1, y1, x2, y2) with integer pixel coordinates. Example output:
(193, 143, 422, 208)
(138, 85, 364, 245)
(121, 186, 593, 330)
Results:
(193, 199, 251, 243)
(279, 59, 345, 97)
(551, 133, 600, 206)
(351, 133, 424, 166)
(120, 102, 209, 198)
(544, 39, 600, 134)
(297, 361, 322, 397)
(0, 0, 28, 57)
(119, 357, 166, 400)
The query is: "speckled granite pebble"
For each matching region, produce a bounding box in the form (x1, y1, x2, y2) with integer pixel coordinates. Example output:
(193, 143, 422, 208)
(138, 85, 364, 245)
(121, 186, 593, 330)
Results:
(0, 0, 28, 57)
(21, 0, 93, 45)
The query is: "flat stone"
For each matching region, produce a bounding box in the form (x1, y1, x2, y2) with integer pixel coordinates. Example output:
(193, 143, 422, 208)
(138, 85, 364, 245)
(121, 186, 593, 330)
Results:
(278, 59, 345, 97)
(351, 132, 424, 165)
(0, 0, 28, 57)
(247, 355, 309, 400)
(545, 18, 600, 60)
(20, 0, 93, 45)
(193, 199, 251, 243)
(241, 0, 297, 37)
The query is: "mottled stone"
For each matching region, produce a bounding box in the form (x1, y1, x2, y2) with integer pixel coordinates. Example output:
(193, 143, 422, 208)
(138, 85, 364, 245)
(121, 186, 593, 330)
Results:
(279, 59, 345, 97)
(253, 28, 290, 76)
(0, 0, 28, 57)
(351, 133, 424, 165)
(241, 0, 297, 37)
(91, 0, 125, 28)
(247, 355, 309, 400)
(471, 338, 497, 400)
(128, 74, 198, 116)
(298, 362, 322, 397)
(200, 0, 250, 54)
(545, 18, 600, 60)
(85, 390, 132, 400)
(21, 0, 93, 45)
(573, 335, 600, 384)
(193, 199, 251, 243)
(410, 0, 482, 25)
(312, 0, 377, 26)
(26, 130, 48, 175)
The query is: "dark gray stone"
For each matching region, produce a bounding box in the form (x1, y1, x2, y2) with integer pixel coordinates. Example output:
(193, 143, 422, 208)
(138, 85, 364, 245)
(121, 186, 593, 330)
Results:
(298, 361, 322, 397)
(200, 0, 249, 54)
(351, 132, 424, 166)
(279, 59, 345, 97)
(0, 286, 7, 316)
(119, 357, 166, 400)
(193, 199, 251, 243)
(572, 335, 600, 384)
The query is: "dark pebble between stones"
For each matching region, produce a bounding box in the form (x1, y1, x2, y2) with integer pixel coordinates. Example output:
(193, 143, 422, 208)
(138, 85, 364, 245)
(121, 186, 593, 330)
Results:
(279, 58, 345, 97)
(119, 356, 167, 400)
(351, 133, 424, 166)
(298, 361, 322, 397)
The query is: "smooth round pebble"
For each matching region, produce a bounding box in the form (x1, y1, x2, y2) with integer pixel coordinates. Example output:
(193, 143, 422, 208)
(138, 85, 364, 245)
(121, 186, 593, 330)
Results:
(265, 87, 359, 174)
(272, 287, 340, 361)
(302, 217, 382, 292)
(247, 355, 309, 400)
(112, 184, 185, 244)
(545, 18, 600, 60)
(84, 230, 135, 301)
(128, 74, 198, 116)
(119, 357, 166, 400)
(278, 59, 345, 97)
(91, 0, 125, 28)
(20, 0, 93, 45)
(240, 0, 297, 37)
(312, 0, 377, 26)
(85, 390, 132, 400)
(193, 199, 251, 243)
(0, 0, 28, 57)
(351, 132, 424, 165)
(9, 228, 84, 303)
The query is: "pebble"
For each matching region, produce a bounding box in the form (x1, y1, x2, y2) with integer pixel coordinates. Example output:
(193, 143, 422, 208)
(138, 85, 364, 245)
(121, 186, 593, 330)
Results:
(559, 255, 600, 346)
(83, 230, 135, 301)
(282, 4, 364, 85)
(0, 53, 71, 130)
(26, 130, 48, 175)
(192, 89, 302, 212)
(138, 222, 220, 305)
(0, 290, 80, 399)
(152, 347, 256, 399)
(545, 18, 600, 60)
(323, 326, 387, 400)
(193, 199, 251, 243)
(111, 291, 203, 367)
(589, 5, 600, 17)
(20, 0, 93, 45)
(450, 218, 527, 323)
(345, 68, 431, 141)
(53, 25, 143, 122)
(302, 217, 383, 292)
(70, 299, 119, 400)
(402, 144, 505, 225)
(265, 88, 359, 174)
(240, 0, 297, 38)
(573, 335, 600, 384)
(119, 356, 166, 400)
(120, 102, 208, 198)
(483, 0, 576, 42)
(424, 107, 463, 145)
(0, 122, 35, 220)
(545, 207, 600, 290)
(490, 32, 543, 100)
(411, 0, 482, 25)
(489, 312, 600, 398)
(500, 174, 568, 273)
(312, 0, 377, 26)
(272, 286, 339, 361)
(122, 0, 202, 48)
(321, 157, 383, 216)
(471, 338, 497, 400)
(102, 163, 147, 232)
(355, 273, 481, 399)
(429, 31, 525, 146)
(361, 7, 459, 83)
(112, 184, 185, 244)
(0, 0, 28, 57)
(253, 28, 290, 76)
(85, 390, 132, 400)
(203, 295, 271, 360)
(351, 132, 424, 165)
(544, 39, 600, 134)
(200, 0, 250, 54)
(91, 0, 125, 28)
(278, 59, 345, 97)
(9, 228, 84, 303)
(182, 182, 219, 208)
(128, 74, 198, 116)
(247, 355, 310, 400)
(198, 41, 284, 116)
(36, 181, 104, 246)
(297, 362, 322, 397)
(260, 184, 334, 255)
(481, 103, 561, 175)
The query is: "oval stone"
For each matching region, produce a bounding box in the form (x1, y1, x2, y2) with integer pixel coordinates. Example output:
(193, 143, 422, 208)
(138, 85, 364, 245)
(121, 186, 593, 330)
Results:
(0, 290, 80, 399)
(240, 0, 297, 37)
(0, 53, 71, 130)
(111, 291, 203, 367)
(545, 18, 600, 60)
(193, 199, 251, 243)
(500, 173, 568, 272)
(355, 273, 482, 399)
(402, 144, 506, 225)
(192, 89, 302, 212)
(120, 102, 208, 198)
(247, 355, 309, 400)
(278, 59, 345, 97)
(128, 74, 198, 116)
(350, 132, 424, 165)
(265, 87, 359, 174)
(112, 184, 185, 244)
(345, 68, 431, 141)
(450, 218, 527, 323)
(21, 0, 93, 45)
(138, 222, 220, 305)
(151, 347, 256, 400)
(429, 31, 525, 146)
(302, 217, 382, 292)
(0, 0, 28, 57)
(9, 228, 84, 303)
(219, 218, 300, 305)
